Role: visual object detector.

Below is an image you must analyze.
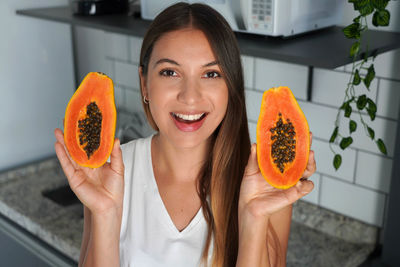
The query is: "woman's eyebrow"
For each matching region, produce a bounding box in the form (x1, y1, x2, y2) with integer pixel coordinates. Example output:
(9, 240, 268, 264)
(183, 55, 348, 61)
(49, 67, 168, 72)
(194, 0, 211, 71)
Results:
(202, 60, 219, 67)
(155, 58, 179, 66)
(154, 58, 219, 67)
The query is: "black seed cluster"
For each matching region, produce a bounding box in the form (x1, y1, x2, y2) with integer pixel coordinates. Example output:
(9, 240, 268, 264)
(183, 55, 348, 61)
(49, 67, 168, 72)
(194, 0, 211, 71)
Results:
(270, 113, 296, 173)
(78, 102, 102, 159)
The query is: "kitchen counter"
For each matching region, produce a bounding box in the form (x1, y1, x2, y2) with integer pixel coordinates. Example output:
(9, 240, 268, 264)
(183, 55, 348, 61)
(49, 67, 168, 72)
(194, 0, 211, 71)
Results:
(0, 158, 376, 266)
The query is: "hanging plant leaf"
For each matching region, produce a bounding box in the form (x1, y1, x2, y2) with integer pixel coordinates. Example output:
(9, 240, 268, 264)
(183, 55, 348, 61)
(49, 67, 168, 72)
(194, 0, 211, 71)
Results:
(343, 23, 361, 39)
(353, 69, 361, 85)
(366, 98, 377, 120)
(353, 15, 361, 23)
(367, 126, 375, 139)
(333, 154, 342, 170)
(364, 65, 375, 89)
(367, 98, 377, 113)
(350, 42, 360, 57)
(330, 126, 339, 143)
(349, 120, 357, 133)
(357, 94, 367, 110)
(359, 2, 374, 16)
(367, 108, 376, 120)
(340, 136, 353, 150)
(376, 139, 387, 155)
(372, 0, 389, 10)
(345, 104, 352, 118)
(351, 0, 369, 11)
(373, 9, 390, 27)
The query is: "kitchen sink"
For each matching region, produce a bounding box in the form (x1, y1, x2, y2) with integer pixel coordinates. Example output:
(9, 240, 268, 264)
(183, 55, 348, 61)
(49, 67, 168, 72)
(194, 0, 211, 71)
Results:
(42, 185, 80, 207)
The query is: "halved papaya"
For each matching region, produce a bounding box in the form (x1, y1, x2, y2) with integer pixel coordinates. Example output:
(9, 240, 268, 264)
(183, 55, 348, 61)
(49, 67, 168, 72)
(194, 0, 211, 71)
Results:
(64, 72, 116, 168)
(256, 87, 310, 189)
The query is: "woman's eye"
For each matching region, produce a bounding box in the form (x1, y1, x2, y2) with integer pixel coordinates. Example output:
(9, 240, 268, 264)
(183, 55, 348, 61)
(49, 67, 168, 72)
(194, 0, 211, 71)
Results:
(204, 71, 221, 79)
(159, 69, 177, 77)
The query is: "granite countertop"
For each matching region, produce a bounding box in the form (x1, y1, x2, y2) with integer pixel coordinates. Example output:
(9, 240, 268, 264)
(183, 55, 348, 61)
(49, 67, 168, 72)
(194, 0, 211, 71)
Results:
(0, 158, 377, 266)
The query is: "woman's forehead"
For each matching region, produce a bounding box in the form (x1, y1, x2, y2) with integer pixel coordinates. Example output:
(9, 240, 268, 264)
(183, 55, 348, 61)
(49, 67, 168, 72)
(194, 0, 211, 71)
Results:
(150, 28, 217, 66)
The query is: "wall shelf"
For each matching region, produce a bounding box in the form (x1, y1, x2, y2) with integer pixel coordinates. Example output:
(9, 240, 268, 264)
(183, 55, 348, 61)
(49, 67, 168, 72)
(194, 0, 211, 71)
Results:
(16, 6, 400, 69)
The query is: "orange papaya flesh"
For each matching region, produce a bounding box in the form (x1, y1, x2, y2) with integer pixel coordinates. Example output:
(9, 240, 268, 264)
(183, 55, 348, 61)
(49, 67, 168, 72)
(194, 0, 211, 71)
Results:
(256, 87, 310, 189)
(64, 72, 116, 168)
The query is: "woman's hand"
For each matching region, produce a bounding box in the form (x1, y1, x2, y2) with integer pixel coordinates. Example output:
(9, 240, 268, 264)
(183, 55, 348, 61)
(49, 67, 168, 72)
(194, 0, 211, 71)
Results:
(239, 133, 316, 220)
(54, 128, 125, 216)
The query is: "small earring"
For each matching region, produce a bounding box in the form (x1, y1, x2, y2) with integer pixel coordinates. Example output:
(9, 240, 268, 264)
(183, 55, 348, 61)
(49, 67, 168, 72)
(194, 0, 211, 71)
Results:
(143, 95, 149, 104)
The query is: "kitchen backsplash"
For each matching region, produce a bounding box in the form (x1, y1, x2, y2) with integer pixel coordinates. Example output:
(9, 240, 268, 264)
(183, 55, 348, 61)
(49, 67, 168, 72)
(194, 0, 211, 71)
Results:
(72, 4, 400, 228)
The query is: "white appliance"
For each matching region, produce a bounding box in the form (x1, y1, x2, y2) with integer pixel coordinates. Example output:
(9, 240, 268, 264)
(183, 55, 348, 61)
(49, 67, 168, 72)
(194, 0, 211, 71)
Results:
(141, 0, 344, 37)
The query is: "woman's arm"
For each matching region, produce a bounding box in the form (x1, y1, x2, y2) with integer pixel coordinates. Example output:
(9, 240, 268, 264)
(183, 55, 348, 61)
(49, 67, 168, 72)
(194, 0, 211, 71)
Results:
(54, 129, 124, 267)
(236, 205, 292, 267)
(78, 206, 92, 267)
(237, 143, 315, 267)
(82, 209, 122, 266)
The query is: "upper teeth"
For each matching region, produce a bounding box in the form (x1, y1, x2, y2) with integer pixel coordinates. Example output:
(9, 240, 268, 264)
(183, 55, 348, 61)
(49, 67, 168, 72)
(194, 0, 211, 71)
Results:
(174, 113, 204, 121)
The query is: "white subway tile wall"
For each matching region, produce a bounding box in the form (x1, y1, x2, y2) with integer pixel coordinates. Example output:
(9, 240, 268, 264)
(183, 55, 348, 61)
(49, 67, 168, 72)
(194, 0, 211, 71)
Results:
(125, 88, 143, 113)
(129, 36, 142, 64)
(372, 49, 400, 80)
(241, 55, 254, 89)
(311, 139, 356, 183)
(255, 58, 308, 100)
(75, 25, 400, 227)
(245, 90, 263, 122)
(376, 79, 400, 120)
(248, 121, 257, 144)
(312, 68, 378, 108)
(105, 32, 129, 61)
(355, 152, 393, 193)
(320, 175, 386, 226)
(114, 85, 126, 109)
(115, 61, 140, 89)
(301, 173, 321, 205)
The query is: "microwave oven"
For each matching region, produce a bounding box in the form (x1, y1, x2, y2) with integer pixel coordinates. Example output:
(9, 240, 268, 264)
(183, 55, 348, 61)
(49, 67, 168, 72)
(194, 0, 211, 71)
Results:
(140, 0, 344, 37)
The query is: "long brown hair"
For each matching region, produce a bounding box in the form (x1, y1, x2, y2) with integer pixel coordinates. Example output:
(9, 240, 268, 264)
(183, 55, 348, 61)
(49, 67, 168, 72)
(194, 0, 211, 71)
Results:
(139, 3, 251, 266)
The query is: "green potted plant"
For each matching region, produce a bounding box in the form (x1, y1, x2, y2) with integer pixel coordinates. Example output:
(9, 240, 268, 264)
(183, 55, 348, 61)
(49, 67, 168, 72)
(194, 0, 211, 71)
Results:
(330, 0, 392, 170)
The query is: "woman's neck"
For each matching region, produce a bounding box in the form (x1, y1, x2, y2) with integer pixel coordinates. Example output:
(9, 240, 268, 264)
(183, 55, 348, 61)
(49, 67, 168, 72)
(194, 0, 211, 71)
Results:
(151, 133, 211, 183)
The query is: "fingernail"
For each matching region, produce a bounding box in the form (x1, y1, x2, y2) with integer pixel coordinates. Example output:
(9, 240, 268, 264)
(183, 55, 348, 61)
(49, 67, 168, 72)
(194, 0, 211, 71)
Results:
(252, 144, 256, 154)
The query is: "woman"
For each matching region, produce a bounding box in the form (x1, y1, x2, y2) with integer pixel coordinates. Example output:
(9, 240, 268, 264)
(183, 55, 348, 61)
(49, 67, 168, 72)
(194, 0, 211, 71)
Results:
(54, 2, 316, 267)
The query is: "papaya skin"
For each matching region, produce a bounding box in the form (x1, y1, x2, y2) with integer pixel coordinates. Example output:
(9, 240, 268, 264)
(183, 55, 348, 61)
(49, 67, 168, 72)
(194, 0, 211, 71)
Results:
(256, 87, 310, 189)
(64, 72, 117, 168)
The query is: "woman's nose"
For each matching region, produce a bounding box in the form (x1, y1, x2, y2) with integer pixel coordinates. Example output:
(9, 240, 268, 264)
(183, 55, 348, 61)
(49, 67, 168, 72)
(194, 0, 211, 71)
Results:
(177, 77, 202, 105)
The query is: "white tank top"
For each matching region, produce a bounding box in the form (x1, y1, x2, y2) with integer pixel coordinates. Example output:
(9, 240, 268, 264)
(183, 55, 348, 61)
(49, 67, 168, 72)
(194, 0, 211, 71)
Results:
(119, 134, 213, 267)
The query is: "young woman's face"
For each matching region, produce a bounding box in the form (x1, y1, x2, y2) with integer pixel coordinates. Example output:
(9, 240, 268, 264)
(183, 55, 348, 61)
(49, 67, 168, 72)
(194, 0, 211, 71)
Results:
(140, 28, 229, 148)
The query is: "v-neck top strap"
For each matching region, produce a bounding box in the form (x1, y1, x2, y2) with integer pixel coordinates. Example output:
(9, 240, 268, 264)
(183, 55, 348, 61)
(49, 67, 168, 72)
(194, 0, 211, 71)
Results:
(119, 135, 213, 267)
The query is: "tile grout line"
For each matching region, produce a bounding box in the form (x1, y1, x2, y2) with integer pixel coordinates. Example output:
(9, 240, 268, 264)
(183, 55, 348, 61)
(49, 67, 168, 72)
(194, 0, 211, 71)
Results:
(332, 67, 400, 83)
(252, 57, 256, 90)
(375, 77, 381, 106)
(127, 37, 131, 64)
(317, 172, 389, 195)
(352, 149, 359, 184)
(317, 173, 322, 205)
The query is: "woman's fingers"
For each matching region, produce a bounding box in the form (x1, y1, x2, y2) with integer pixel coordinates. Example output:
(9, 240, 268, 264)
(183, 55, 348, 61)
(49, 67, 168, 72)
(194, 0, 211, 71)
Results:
(54, 141, 77, 180)
(302, 150, 316, 178)
(54, 128, 79, 169)
(296, 179, 314, 196)
(54, 128, 65, 145)
(244, 143, 259, 177)
(110, 139, 124, 176)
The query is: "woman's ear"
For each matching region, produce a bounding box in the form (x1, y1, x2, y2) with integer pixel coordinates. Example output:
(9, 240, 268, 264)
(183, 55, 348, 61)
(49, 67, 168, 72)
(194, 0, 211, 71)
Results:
(138, 66, 148, 98)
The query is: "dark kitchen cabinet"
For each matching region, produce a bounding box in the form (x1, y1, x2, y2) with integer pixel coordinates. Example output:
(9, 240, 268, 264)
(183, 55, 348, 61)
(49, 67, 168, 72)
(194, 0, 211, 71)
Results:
(0, 215, 76, 267)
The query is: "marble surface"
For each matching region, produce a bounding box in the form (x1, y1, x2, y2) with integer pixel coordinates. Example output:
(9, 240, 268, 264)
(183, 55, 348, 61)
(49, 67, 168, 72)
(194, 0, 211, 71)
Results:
(0, 158, 377, 265)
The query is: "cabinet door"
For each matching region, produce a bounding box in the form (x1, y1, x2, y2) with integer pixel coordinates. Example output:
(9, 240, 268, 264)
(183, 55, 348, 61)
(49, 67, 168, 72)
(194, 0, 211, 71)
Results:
(0, 215, 76, 267)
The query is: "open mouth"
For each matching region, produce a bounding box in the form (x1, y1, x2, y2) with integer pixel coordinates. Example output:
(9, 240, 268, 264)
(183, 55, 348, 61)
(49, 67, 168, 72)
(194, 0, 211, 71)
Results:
(170, 112, 208, 132)
(171, 112, 207, 123)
